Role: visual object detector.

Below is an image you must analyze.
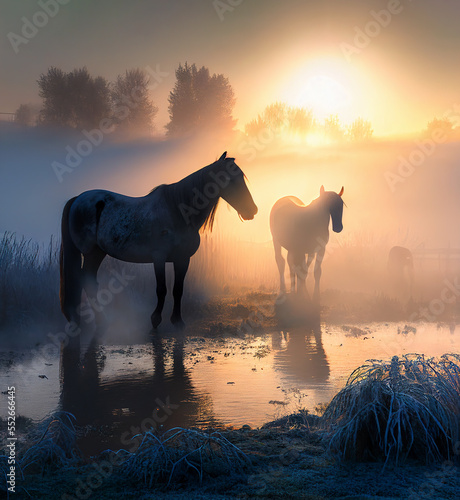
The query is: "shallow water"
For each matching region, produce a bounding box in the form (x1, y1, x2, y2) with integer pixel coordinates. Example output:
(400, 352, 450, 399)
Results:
(1, 321, 459, 453)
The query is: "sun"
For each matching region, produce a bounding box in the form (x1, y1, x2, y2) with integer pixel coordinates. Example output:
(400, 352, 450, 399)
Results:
(296, 75, 351, 117)
(280, 60, 354, 121)
(283, 74, 352, 120)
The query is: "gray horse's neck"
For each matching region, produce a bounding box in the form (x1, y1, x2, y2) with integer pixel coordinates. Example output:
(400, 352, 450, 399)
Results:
(165, 162, 221, 231)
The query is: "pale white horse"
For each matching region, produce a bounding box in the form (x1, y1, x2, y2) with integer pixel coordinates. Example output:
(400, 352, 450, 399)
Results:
(270, 186, 344, 301)
(60, 152, 258, 329)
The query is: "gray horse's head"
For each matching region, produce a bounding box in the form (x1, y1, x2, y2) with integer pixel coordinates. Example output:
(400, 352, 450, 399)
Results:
(213, 152, 258, 221)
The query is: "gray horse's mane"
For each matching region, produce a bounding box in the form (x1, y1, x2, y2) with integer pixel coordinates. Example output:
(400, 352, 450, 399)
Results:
(149, 157, 233, 231)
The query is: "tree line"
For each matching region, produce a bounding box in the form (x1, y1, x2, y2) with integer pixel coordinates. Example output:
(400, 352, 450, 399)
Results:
(14, 62, 235, 139)
(15, 62, 424, 143)
(245, 102, 374, 143)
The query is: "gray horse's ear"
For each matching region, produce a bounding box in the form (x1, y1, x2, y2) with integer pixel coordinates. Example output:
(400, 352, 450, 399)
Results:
(320, 185, 325, 195)
(219, 152, 227, 161)
(338, 186, 344, 196)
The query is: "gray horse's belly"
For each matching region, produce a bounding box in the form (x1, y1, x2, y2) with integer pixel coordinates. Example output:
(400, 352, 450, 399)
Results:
(97, 202, 167, 262)
(98, 204, 200, 263)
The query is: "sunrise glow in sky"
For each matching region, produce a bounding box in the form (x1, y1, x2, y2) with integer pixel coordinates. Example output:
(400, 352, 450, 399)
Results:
(2, 0, 460, 136)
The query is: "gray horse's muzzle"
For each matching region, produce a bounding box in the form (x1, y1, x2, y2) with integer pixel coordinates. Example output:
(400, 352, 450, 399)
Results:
(241, 205, 258, 220)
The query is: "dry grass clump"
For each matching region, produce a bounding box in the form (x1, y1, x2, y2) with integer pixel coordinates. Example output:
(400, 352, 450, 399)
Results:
(123, 427, 251, 487)
(20, 412, 81, 474)
(322, 354, 460, 464)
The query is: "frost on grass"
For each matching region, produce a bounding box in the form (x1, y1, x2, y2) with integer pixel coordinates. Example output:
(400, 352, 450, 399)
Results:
(123, 427, 251, 487)
(20, 412, 82, 474)
(322, 354, 460, 464)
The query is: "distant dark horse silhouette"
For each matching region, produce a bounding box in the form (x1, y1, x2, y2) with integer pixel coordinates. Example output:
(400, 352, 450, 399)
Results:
(60, 152, 257, 329)
(270, 186, 344, 301)
(388, 246, 414, 299)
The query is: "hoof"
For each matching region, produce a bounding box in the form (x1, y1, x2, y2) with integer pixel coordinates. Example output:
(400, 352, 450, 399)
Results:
(297, 288, 310, 300)
(275, 291, 287, 306)
(151, 313, 162, 329)
(171, 316, 185, 330)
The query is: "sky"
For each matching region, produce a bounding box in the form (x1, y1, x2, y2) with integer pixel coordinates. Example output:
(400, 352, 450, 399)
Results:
(2, 0, 460, 135)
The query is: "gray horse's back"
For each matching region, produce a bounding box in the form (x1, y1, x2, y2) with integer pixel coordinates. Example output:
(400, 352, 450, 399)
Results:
(69, 189, 166, 259)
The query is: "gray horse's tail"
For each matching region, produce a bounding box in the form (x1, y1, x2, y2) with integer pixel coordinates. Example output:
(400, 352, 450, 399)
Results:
(60, 197, 81, 322)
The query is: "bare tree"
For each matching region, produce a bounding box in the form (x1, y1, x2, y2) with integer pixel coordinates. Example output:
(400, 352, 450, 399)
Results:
(347, 117, 373, 142)
(15, 104, 37, 126)
(287, 106, 314, 137)
(245, 115, 267, 136)
(263, 102, 287, 132)
(245, 102, 315, 138)
(323, 114, 345, 142)
(423, 117, 455, 140)
(37, 66, 111, 129)
(111, 69, 158, 136)
(37, 67, 70, 126)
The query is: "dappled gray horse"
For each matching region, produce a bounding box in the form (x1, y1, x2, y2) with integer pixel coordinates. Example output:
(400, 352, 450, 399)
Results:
(270, 186, 344, 301)
(60, 152, 257, 329)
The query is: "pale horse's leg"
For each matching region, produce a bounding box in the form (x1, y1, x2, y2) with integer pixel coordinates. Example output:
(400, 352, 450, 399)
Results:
(297, 253, 314, 296)
(313, 247, 326, 303)
(273, 239, 286, 294)
(287, 251, 296, 293)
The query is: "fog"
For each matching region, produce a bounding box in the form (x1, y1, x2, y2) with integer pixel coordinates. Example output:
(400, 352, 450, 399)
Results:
(2, 121, 460, 339)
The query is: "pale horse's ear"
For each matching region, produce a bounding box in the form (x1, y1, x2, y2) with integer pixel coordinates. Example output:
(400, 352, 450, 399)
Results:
(338, 186, 344, 197)
(320, 185, 325, 195)
(219, 151, 227, 161)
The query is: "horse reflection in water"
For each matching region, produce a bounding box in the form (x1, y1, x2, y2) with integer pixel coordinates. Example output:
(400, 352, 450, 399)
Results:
(272, 316, 330, 385)
(270, 186, 344, 303)
(60, 333, 217, 455)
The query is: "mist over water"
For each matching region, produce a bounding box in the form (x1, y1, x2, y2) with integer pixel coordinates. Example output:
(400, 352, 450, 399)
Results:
(3, 122, 460, 306)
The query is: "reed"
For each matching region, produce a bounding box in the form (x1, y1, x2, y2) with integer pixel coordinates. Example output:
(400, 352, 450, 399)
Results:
(0, 232, 60, 331)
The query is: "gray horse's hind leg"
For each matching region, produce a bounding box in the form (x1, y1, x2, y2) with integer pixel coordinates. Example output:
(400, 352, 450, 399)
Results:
(171, 257, 190, 329)
(81, 248, 106, 326)
(82, 248, 105, 301)
(151, 260, 167, 329)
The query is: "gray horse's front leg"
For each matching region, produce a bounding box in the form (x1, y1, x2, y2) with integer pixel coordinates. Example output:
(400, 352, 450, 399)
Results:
(171, 257, 190, 329)
(151, 260, 166, 329)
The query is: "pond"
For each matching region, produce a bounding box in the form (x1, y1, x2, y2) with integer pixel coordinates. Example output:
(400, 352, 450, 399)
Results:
(1, 318, 459, 456)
